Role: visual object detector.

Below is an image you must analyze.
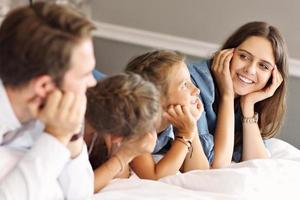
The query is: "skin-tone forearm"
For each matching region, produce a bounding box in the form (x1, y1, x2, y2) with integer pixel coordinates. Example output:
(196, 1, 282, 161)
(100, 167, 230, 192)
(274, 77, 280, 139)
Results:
(242, 123, 269, 160)
(211, 95, 235, 168)
(241, 104, 268, 161)
(130, 140, 189, 180)
(93, 151, 131, 193)
(182, 133, 209, 171)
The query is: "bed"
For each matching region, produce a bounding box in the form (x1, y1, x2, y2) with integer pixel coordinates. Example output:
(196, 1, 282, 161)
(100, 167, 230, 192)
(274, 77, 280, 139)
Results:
(94, 138, 300, 200)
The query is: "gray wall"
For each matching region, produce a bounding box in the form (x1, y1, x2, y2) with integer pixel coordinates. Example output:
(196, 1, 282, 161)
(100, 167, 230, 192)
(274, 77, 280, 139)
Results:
(92, 0, 300, 60)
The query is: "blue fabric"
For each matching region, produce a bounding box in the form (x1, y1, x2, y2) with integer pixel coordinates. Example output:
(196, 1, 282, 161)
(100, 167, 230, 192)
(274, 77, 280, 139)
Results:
(188, 60, 216, 163)
(153, 125, 174, 154)
(93, 69, 106, 81)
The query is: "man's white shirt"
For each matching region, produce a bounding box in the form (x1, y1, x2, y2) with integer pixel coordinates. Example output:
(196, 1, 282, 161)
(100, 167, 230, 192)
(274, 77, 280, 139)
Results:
(0, 80, 94, 200)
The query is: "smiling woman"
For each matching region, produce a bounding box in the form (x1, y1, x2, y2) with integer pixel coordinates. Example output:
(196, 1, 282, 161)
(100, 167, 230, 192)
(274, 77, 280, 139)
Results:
(188, 21, 288, 168)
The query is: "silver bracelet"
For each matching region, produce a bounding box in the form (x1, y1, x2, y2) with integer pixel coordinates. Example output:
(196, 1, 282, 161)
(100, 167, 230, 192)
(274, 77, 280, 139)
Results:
(242, 112, 258, 123)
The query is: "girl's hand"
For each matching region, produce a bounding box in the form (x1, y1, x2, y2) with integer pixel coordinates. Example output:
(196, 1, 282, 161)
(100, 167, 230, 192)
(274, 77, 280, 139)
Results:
(164, 104, 197, 140)
(117, 131, 157, 160)
(240, 66, 283, 116)
(211, 49, 235, 97)
(191, 97, 204, 120)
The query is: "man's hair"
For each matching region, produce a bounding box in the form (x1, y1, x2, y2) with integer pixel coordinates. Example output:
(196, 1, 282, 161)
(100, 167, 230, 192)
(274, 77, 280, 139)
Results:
(0, 2, 95, 87)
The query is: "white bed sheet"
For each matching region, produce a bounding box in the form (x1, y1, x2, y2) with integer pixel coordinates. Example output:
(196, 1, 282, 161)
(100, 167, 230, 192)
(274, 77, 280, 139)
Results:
(94, 138, 300, 200)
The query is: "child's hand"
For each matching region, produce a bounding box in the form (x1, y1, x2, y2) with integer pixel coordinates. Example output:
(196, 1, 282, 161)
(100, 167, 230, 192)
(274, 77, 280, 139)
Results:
(117, 130, 157, 161)
(36, 90, 87, 145)
(191, 97, 204, 120)
(164, 104, 197, 140)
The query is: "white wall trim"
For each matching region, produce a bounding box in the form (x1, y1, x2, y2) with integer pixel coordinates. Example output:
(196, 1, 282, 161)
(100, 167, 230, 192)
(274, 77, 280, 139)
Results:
(93, 21, 300, 78)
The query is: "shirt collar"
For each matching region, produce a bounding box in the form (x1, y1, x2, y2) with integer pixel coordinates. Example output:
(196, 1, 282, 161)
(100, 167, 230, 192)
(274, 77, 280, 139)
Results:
(0, 79, 22, 135)
(159, 125, 175, 140)
(152, 125, 174, 154)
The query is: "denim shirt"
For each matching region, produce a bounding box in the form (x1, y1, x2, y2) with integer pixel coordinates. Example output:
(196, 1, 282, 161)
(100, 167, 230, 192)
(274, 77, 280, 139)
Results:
(188, 60, 243, 163)
(93, 69, 106, 80)
(152, 125, 174, 154)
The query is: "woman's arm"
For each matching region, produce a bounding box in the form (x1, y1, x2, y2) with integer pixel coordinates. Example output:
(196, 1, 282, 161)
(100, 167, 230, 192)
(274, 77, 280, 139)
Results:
(241, 111, 268, 160)
(212, 95, 235, 168)
(240, 100, 268, 160)
(240, 67, 283, 160)
(211, 49, 235, 168)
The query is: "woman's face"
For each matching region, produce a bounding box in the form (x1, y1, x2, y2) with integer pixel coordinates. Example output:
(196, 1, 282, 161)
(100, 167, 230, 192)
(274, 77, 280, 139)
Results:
(165, 61, 201, 118)
(230, 36, 275, 96)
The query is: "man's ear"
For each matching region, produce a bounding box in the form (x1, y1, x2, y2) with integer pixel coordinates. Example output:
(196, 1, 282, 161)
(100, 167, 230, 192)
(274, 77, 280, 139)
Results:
(32, 75, 56, 98)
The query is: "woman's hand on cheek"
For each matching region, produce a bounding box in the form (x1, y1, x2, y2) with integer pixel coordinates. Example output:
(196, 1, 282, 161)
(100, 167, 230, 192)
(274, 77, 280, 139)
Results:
(240, 67, 283, 116)
(164, 104, 197, 140)
(212, 48, 235, 97)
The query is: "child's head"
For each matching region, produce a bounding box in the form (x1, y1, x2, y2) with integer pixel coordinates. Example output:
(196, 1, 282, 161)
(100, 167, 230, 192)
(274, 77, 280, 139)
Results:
(221, 21, 288, 138)
(125, 50, 200, 120)
(85, 73, 161, 169)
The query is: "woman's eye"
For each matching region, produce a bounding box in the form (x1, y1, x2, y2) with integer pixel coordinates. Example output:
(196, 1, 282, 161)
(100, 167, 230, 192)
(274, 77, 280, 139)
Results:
(259, 63, 270, 71)
(239, 53, 250, 60)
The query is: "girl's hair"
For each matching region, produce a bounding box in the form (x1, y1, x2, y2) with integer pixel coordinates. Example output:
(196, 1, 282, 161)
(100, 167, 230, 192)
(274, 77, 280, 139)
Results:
(125, 50, 185, 96)
(85, 72, 161, 169)
(221, 21, 288, 138)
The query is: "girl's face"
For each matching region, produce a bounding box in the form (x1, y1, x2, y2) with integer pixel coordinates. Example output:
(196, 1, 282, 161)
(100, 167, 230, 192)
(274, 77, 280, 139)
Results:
(230, 36, 275, 96)
(165, 61, 200, 117)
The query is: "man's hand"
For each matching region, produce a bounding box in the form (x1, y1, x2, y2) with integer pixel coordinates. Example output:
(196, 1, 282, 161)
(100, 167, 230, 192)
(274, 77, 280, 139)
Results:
(36, 90, 87, 146)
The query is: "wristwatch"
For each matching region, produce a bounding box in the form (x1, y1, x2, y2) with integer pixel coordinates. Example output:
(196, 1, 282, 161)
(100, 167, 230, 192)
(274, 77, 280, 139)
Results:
(242, 112, 258, 124)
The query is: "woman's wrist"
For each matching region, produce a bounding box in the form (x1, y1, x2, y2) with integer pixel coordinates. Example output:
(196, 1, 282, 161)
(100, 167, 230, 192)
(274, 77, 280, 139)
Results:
(220, 93, 235, 101)
(240, 100, 255, 118)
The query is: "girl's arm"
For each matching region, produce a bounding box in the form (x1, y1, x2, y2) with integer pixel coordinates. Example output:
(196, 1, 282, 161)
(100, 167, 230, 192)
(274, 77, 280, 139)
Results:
(182, 131, 210, 172)
(94, 132, 157, 192)
(130, 104, 202, 180)
(211, 49, 235, 168)
(130, 139, 190, 180)
(131, 102, 210, 179)
(93, 150, 132, 193)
